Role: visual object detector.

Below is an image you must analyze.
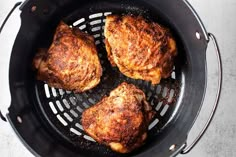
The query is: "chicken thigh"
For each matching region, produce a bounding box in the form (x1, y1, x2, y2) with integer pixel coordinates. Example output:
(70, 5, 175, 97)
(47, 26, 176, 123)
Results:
(81, 82, 155, 153)
(33, 22, 102, 92)
(105, 15, 177, 84)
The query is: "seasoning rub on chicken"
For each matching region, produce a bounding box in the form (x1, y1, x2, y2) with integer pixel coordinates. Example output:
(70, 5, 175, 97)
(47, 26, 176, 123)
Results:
(33, 22, 102, 92)
(105, 15, 177, 84)
(81, 82, 155, 153)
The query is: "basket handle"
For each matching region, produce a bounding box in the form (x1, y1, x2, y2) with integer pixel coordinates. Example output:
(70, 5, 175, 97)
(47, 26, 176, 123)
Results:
(181, 33, 223, 154)
(0, 2, 22, 122)
(0, 2, 22, 34)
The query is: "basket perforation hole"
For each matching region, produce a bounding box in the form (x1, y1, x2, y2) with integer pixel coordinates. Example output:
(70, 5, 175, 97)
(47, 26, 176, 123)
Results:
(171, 71, 176, 79)
(64, 113, 73, 122)
(75, 123, 84, 131)
(148, 118, 159, 130)
(168, 89, 175, 102)
(66, 90, 72, 94)
(155, 101, 163, 111)
(44, 84, 50, 98)
(43, 8, 50, 15)
(88, 98, 96, 104)
(160, 105, 169, 116)
(56, 100, 64, 112)
(89, 13, 103, 19)
(95, 40, 101, 45)
(150, 85, 155, 91)
(87, 90, 93, 93)
(93, 34, 100, 38)
(150, 99, 155, 106)
(73, 18, 85, 26)
(62, 99, 70, 109)
(51, 87, 57, 97)
(79, 25, 86, 30)
(70, 109, 78, 117)
(104, 12, 112, 16)
(49, 102, 58, 114)
(196, 31, 201, 40)
(31, 5, 37, 12)
(92, 26, 101, 32)
(162, 87, 168, 97)
(76, 95, 83, 101)
(69, 97, 77, 105)
(169, 144, 176, 151)
(90, 19, 102, 25)
(76, 106, 84, 113)
(82, 102, 90, 108)
(56, 115, 68, 126)
(70, 128, 82, 136)
(147, 91, 152, 100)
(59, 89, 65, 96)
(83, 135, 95, 142)
(156, 85, 161, 94)
(137, 80, 142, 85)
(17, 116, 23, 123)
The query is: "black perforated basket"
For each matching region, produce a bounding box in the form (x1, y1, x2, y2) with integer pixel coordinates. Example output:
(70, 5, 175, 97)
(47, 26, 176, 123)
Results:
(0, 0, 222, 157)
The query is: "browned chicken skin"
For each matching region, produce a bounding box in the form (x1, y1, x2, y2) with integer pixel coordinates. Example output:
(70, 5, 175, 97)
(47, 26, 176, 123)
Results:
(105, 15, 177, 84)
(81, 82, 155, 153)
(33, 22, 102, 92)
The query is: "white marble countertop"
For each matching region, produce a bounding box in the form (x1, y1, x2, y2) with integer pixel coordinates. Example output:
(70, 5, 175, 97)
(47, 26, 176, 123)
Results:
(1, 0, 235, 156)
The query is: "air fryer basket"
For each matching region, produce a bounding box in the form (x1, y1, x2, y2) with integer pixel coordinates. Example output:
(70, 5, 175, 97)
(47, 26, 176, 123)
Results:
(35, 6, 185, 152)
(0, 0, 222, 157)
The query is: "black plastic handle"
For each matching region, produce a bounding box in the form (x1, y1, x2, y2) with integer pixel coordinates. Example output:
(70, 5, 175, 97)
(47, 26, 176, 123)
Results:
(0, 2, 22, 122)
(0, 2, 22, 34)
(181, 33, 223, 154)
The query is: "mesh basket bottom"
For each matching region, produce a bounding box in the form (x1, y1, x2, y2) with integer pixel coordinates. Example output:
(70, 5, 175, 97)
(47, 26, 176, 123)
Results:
(34, 12, 181, 153)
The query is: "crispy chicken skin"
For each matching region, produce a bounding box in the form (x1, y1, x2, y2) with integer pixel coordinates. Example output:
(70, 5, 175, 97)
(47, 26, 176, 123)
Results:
(33, 22, 102, 92)
(81, 82, 155, 153)
(105, 15, 177, 84)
